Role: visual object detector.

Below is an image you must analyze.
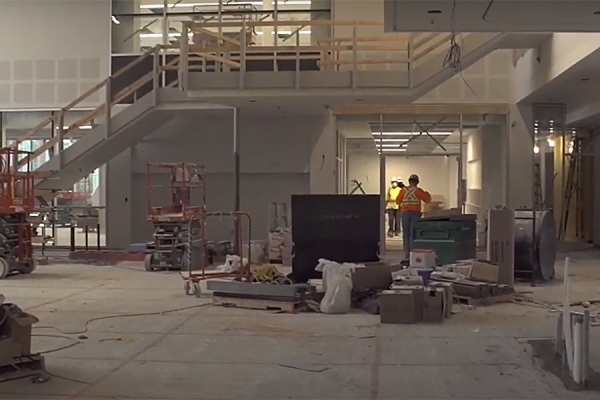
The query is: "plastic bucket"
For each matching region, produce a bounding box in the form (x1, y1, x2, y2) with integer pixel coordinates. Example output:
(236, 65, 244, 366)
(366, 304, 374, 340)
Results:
(417, 268, 434, 284)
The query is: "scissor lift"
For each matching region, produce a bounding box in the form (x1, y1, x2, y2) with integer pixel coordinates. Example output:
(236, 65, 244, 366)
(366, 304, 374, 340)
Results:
(0, 148, 36, 279)
(144, 162, 206, 271)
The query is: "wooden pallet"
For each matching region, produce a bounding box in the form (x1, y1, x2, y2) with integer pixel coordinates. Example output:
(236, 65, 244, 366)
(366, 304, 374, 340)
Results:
(454, 293, 514, 307)
(213, 295, 301, 313)
(0, 354, 45, 383)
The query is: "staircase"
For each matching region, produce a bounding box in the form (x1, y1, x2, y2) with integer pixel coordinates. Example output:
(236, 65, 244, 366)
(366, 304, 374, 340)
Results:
(11, 22, 545, 202)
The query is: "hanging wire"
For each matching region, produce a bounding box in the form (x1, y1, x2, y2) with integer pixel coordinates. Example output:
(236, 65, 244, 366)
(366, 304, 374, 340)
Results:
(442, 0, 478, 98)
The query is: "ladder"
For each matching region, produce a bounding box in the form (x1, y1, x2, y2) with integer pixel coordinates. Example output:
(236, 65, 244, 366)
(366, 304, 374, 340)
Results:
(533, 162, 544, 209)
(559, 139, 580, 242)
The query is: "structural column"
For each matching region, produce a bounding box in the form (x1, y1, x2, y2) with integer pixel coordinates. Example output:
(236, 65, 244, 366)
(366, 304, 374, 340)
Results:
(378, 114, 386, 257)
(233, 108, 241, 253)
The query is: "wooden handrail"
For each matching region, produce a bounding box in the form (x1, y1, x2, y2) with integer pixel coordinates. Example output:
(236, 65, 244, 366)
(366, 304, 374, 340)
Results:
(411, 33, 453, 62)
(16, 45, 163, 169)
(189, 19, 383, 28)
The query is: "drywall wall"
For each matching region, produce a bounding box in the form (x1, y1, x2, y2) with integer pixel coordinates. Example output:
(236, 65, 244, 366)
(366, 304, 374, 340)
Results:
(106, 111, 331, 249)
(347, 152, 459, 209)
(0, 0, 111, 109)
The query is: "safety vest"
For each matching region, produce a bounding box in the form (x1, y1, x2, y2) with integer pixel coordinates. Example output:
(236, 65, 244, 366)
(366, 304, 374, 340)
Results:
(401, 187, 421, 206)
(387, 187, 401, 210)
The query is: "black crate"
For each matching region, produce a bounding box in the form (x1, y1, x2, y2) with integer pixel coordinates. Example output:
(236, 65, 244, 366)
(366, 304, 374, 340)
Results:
(290, 240, 380, 283)
(291, 195, 380, 243)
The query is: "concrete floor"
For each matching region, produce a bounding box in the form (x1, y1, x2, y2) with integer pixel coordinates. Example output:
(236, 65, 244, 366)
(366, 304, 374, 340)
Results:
(1, 248, 600, 399)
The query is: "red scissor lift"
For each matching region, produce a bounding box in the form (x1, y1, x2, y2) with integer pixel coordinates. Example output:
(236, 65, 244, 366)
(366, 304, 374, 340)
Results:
(0, 148, 36, 279)
(145, 162, 207, 272)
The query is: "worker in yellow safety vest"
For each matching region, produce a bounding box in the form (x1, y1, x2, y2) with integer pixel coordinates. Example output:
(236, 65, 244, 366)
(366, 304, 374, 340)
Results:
(385, 177, 402, 237)
(396, 174, 432, 258)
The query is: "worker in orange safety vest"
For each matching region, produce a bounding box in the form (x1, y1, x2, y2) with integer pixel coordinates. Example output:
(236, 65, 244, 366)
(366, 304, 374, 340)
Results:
(396, 174, 432, 259)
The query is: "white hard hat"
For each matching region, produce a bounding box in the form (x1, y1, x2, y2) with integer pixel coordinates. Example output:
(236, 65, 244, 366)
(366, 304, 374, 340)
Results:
(391, 177, 397, 182)
(396, 176, 403, 182)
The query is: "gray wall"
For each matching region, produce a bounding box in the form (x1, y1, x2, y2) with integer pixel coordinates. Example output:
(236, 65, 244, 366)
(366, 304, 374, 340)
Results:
(0, 0, 111, 109)
(106, 111, 333, 249)
(466, 124, 506, 232)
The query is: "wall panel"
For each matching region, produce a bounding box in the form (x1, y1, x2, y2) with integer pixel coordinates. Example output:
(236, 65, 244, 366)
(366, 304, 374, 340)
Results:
(0, 0, 110, 109)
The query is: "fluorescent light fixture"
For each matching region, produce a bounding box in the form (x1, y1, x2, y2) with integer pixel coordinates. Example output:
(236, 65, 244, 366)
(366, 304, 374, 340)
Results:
(111, 15, 120, 24)
(57, 125, 92, 130)
(533, 145, 539, 154)
(372, 131, 452, 136)
(378, 148, 407, 153)
(374, 138, 409, 142)
(547, 138, 555, 147)
(377, 144, 407, 148)
(140, 1, 310, 9)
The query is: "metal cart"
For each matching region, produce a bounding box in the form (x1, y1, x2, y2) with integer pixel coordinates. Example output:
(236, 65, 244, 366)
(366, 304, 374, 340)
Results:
(181, 211, 252, 297)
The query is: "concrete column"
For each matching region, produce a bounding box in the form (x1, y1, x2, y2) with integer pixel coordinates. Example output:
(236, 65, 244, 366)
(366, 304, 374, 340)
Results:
(105, 148, 132, 249)
(112, 0, 141, 54)
(481, 125, 505, 210)
(594, 131, 600, 246)
(309, 111, 337, 194)
(507, 104, 533, 209)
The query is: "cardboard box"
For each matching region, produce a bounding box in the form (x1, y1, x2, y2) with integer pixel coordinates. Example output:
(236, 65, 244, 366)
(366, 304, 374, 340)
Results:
(410, 249, 436, 269)
(423, 288, 445, 323)
(390, 285, 424, 322)
(429, 282, 453, 318)
(380, 290, 415, 324)
(0, 310, 39, 364)
(487, 208, 515, 285)
(470, 260, 499, 283)
(352, 263, 404, 290)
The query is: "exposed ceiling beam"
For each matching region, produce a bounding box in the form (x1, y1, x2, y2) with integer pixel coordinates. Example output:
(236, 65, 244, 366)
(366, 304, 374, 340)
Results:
(332, 104, 510, 115)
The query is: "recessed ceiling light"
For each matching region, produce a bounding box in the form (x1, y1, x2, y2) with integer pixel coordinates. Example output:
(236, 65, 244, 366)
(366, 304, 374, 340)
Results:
(427, 10, 442, 14)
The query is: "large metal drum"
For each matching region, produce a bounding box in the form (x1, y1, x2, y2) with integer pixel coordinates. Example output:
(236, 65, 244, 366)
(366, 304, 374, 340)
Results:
(514, 210, 557, 280)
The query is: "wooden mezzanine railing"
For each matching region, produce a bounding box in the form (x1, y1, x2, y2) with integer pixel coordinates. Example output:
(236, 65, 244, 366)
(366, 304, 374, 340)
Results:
(13, 20, 465, 182)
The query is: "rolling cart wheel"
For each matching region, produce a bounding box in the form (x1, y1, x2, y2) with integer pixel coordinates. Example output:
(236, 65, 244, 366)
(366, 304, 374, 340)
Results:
(192, 282, 201, 298)
(144, 254, 155, 272)
(17, 258, 37, 275)
(184, 280, 192, 295)
(0, 258, 8, 279)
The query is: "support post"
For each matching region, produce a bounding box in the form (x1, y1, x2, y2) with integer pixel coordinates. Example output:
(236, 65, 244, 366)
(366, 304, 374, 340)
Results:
(504, 113, 511, 206)
(239, 21, 246, 90)
(295, 31, 300, 89)
(57, 110, 65, 169)
(408, 33, 414, 88)
(105, 77, 112, 137)
(273, 0, 278, 72)
(161, 0, 168, 87)
(458, 113, 464, 211)
(379, 114, 386, 257)
(352, 23, 358, 89)
(233, 108, 240, 253)
(180, 22, 189, 91)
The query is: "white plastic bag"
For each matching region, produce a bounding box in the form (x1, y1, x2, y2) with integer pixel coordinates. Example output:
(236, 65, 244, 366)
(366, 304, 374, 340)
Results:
(316, 259, 353, 314)
(216, 255, 241, 273)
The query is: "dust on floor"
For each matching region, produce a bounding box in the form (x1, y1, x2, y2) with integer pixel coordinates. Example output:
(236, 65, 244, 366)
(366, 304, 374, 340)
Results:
(0, 248, 599, 399)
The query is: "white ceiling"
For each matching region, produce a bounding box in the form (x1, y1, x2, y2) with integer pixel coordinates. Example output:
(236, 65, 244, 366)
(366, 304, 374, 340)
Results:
(339, 114, 493, 154)
(385, 0, 600, 32)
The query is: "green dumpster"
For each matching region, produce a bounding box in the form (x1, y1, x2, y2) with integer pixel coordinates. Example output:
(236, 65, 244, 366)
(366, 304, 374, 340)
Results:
(412, 214, 477, 265)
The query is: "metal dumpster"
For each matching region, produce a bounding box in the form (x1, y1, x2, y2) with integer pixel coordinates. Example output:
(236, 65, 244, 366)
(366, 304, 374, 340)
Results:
(412, 214, 477, 265)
